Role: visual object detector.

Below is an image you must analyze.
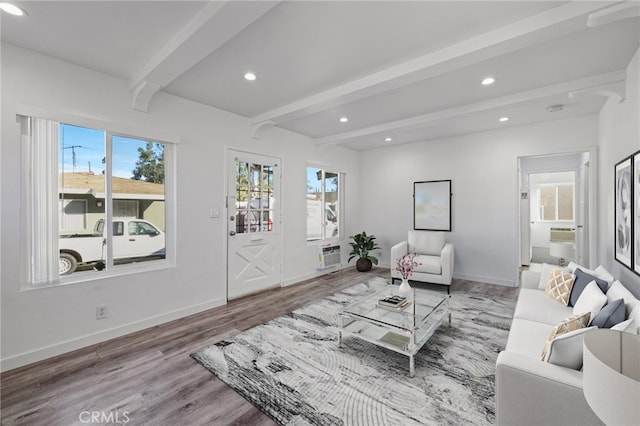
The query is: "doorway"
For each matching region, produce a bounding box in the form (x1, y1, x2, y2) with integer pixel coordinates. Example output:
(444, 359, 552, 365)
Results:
(518, 151, 593, 269)
(226, 149, 282, 300)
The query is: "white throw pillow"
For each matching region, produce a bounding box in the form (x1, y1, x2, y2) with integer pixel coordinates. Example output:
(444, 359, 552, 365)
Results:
(593, 265, 615, 288)
(573, 281, 607, 325)
(607, 280, 640, 317)
(545, 326, 596, 370)
(629, 305, 640, 335)
(567, 261, 593, 275)
(611, 319, 638, 335)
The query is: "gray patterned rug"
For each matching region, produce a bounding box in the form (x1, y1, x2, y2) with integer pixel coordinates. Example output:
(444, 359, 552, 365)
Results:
(191, 277, 516, 425)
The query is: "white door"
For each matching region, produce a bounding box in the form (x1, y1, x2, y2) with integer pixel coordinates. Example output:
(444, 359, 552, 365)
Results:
(227, 150, 282, 299)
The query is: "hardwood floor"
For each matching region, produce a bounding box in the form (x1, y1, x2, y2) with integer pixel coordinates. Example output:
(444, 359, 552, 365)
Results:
(0, 268, 518, 425)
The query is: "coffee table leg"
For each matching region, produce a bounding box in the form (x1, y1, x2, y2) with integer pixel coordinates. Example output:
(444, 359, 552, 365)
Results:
(409, 355, 415, 377)
(338, 330, 342, 348)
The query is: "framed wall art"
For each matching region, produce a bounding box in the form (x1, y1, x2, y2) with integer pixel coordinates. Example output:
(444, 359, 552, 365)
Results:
(615, 156, 632, 269)
(634, 150, 640, 274)
(414, 180, 452, 231)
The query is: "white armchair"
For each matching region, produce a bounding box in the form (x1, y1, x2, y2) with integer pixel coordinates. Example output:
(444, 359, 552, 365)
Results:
(391, 230, 454, 292)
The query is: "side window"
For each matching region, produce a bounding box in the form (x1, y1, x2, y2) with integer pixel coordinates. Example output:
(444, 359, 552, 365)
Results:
(306, 167, 340, 241)
(113, 222, 124, 236)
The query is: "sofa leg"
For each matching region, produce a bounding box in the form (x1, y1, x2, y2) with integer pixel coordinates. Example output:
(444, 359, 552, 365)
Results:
(447, 286, 450, 295)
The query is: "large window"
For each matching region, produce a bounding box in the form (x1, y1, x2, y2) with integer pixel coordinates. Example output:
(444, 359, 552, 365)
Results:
(538, 183, 574, 221)
(22, 117, 172, 285)
(306, 167, 339, 241)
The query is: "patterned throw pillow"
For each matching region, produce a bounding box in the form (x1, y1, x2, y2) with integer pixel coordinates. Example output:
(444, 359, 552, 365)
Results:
(541, 312, 590, 361)
(545, 268, 576, 306)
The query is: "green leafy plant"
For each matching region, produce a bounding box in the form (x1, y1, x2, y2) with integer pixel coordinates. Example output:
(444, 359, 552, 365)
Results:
(348, 231, 380, 268)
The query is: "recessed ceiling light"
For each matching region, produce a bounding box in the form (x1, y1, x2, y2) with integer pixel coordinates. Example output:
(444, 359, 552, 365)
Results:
(384, 137, 392, 142)
(339, 117, 349, 123)
(0, 2, 26, 16)
(244, 72, 257, 81)
(499, 116, 509, 122)
(481, 77, 495, 86)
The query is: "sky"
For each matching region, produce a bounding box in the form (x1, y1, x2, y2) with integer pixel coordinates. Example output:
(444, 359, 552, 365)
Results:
(59, 124, 153, 179)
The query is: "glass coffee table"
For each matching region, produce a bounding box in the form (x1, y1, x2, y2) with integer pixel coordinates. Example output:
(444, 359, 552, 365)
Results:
(338, 285, 450, 377)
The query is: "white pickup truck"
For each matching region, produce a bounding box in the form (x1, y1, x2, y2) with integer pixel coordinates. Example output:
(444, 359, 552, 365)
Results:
(59, 218, 165, 275)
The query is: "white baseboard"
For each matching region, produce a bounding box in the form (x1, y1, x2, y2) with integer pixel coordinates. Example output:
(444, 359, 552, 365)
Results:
(282, 264, 346, 286)
(452, 272, 517, 287)
(0, 297, 226, 372)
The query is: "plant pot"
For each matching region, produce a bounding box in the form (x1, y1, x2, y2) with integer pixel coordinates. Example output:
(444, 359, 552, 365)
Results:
(356, 258, 373, 272)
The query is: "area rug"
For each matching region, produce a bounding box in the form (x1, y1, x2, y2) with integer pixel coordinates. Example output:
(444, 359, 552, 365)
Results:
(191, 277, 516, 425)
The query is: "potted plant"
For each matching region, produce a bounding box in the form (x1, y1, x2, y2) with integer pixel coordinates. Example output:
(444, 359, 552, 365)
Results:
(348, 231, 380, 272)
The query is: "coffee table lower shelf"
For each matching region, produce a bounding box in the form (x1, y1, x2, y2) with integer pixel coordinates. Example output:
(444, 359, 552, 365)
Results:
(338, 301, 449, 377)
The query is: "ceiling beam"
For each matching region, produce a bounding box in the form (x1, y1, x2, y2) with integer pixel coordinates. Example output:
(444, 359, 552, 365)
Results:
(252, 1, 612, 126)
(315, 70, 626, 146)
(130, 0, 280, 112)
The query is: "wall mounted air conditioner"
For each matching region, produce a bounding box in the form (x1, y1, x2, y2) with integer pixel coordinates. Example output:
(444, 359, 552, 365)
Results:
(550, 227, 576, 242)
(318, 244, 341, 269)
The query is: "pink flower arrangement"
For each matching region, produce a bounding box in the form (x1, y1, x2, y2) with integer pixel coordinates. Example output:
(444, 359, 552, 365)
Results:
(395, 252, 421, 280)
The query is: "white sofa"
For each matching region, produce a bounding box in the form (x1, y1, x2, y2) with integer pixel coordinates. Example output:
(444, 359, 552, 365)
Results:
(496, 266, 640, 426)
(390, 230, 454, 291)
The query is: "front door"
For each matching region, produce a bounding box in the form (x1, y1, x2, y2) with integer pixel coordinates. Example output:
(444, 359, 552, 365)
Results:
(227, 150, 282, 299)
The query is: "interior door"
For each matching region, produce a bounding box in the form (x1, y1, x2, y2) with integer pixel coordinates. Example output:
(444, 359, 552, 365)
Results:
(227, 150, 282, 299)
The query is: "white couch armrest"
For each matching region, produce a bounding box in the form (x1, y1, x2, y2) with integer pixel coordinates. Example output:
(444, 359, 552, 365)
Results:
(496, 351, 602, 426)
(440, 243, 454, 285)
(390, 241, 408, 279)
(521, 270, 541, 289)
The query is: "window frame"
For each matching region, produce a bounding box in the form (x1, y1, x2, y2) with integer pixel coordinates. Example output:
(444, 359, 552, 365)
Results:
(19, 109, 177, 290)
(306, 165, 342, 243)
(537, 182, 575, 222)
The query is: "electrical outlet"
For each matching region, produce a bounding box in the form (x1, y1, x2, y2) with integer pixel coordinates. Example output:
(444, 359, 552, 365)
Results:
(96, 305, 107, 319)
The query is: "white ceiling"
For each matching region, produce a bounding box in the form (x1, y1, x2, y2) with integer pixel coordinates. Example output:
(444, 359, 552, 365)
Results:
(2, 1, 639, 150)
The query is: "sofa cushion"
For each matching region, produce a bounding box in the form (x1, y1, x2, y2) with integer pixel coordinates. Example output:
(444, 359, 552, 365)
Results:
(544, 268, 576, 306)
(540, 312, 590, 361)
(514, 289, 574, 325)
(573, 281, 607, 324)
(408, 231, 444, 256)
(591, 298, 625, 328)
(505, 318, 554, 358)
(569, 268, 608, 307)
(413, 254, 441, 274)
(544, 326, 596, 370)
(607, 280, 639, 318)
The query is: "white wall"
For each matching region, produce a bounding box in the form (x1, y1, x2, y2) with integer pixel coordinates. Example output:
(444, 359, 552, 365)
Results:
(0, 44, 360, 370)
(598, 47, 640, 298)
(359, 116, 599, 287)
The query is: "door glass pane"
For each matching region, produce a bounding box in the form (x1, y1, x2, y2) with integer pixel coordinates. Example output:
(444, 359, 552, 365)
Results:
(112, 136, 166, 265)
(58, 124, 106, 275)
(236, 161, 275, 234)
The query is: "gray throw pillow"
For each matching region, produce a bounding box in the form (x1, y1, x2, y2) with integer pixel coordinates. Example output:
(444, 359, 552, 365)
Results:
(569, 268, 608, 307)
(591, 298, 625, 328)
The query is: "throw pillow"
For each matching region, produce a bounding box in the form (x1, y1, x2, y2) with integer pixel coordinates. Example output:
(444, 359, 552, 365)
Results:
(593, 265, 615, 288)
(611, 319, 637, 335)
(568, 268, 608, 307)
(630, 305, 640, 335)
(545, 326, 596, 370)
(607, 280, 640, 317)
(573, 281, 607, 324)
(590, 298, 625, 328)
(544, 268, 576, 305)
(541, 312, 590, 361)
